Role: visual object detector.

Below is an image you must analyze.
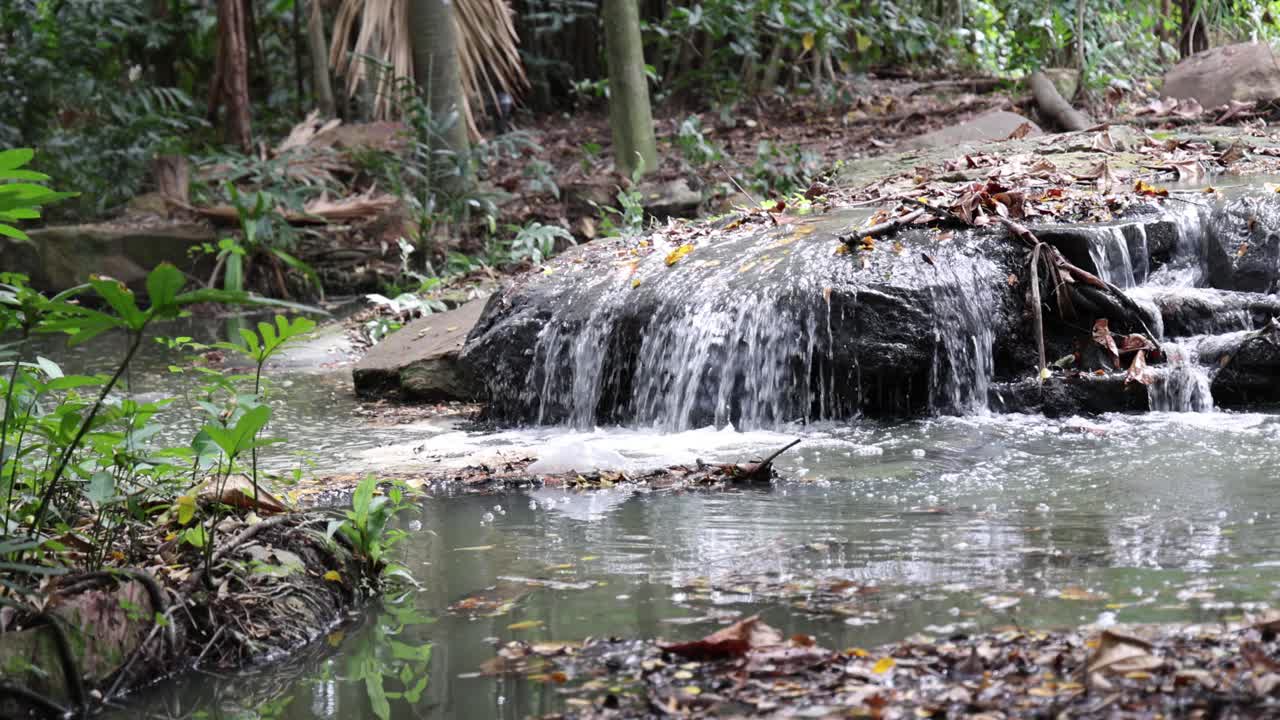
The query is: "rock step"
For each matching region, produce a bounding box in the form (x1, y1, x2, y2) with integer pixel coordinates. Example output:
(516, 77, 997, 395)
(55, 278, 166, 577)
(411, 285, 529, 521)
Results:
(352, 298, 488, 402)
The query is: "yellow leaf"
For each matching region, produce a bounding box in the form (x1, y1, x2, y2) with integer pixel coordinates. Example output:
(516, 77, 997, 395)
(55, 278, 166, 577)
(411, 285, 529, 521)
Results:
(1039, 367, 1052, 381)
(665, 243, 695, 266)
(872, 657, 895, 674)
(631, 278, 642, 288)
(739, 260, 758, 272)
(674, 670, 694, 680)
(176, 494, 196, 526)
(855, 32, 873, 53)
(507, 620, 543, 631)
(581, 555, 599, 561)
(1028, 687, 1056, 697)
(802, 33, 815, 52)
(323, 570, 341, 582)
(1124, 671, 1154, 680)
(683, 686, 702, 696)
(833, 244, 849, 255)
(850, 648, 870, 657)
(327, 630, 345, 646)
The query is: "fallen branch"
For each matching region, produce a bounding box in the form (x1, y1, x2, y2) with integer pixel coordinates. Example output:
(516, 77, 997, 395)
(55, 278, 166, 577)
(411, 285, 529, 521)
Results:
(1028, 71, 1091, 132)
(732, 438, 802, 482)
(842, 209, 927, 244)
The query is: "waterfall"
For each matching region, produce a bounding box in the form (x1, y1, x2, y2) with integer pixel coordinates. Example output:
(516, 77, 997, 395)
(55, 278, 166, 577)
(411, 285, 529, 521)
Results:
(1085, 226, 1136, 289)
(1148, 342, 1214, 412)
(928, 266, 995, 414)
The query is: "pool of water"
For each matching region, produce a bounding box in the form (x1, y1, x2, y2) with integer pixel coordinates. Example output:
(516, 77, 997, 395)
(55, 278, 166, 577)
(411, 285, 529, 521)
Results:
(104, 368, 1280, 719)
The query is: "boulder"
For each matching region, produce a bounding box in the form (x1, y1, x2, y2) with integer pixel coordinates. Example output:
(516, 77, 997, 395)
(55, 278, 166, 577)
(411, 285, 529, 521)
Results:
(1205, 195, 1280, 293)
(0, 222, 216, 292)
(1162, 42, 1280, 110)
(352, 298, 487, 402)
(460, 209, 1026, 428)
(906, 111, 1041, 150)
(638, 177, 702, 219)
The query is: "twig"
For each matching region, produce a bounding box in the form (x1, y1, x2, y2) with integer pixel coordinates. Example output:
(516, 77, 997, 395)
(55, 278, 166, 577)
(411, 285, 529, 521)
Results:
(0, 682, 69, 717)
(841, 208, 927, 244)
(1030, 243, 1048, 379)
(181, 514, 295, 594)
(756, 438, 802, 469)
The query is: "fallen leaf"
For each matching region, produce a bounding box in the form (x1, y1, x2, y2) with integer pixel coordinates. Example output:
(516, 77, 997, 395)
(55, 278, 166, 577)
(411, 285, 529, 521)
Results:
(322, 570, 341, 582)
(508, 620, 544, 631)
(872, 657, 895, 674)
(1092, 319, 1121, 368)
(1125, 349, 1153, 385)
(665, 243, 695, 266)
(660, 615, 784, 661)
(1087, 629, 1157, 675)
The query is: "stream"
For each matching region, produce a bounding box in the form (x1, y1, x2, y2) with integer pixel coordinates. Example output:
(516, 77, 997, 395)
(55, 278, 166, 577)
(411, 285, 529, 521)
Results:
(69, 183, 1280, 718)
(93, 359, 1280, 719)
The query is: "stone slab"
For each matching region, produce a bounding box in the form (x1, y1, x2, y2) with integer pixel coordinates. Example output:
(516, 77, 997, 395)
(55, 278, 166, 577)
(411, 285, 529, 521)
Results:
(352, 298, 488, 401)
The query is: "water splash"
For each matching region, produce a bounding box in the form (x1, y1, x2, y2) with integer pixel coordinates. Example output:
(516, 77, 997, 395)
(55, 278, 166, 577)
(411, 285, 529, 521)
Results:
(1148, 342, 1214, 412)
(1147, 203, 1211, 287)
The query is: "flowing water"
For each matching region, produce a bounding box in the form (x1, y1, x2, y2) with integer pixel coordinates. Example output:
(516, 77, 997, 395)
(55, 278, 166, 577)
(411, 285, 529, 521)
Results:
(63, 190, 1280, 718)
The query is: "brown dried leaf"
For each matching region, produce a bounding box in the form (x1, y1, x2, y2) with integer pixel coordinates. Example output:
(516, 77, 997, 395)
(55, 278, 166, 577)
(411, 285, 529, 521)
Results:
(660, 615, 784, 661)
(1092, 319, 1122, 368)
(1087, 629, 1156, 675)
(1125, 349, 1153, 386)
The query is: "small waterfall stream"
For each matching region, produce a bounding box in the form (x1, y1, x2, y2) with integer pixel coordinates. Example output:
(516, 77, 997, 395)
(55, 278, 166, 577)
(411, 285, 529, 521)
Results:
(485, 196, 1271, 427)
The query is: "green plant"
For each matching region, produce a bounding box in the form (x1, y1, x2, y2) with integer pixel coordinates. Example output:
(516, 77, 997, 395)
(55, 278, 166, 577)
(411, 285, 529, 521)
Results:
(508, 221, 574, 264)
(328, 475, 413, 580)
(0, 149, 77, 240)
(675, 115, 723, 167)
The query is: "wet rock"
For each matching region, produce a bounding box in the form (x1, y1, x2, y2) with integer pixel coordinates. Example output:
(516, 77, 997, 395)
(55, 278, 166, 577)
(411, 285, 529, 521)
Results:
(353, 298, 487, 401)
(906, 110, 1041, 149)
(1206, 195, 1280, 293)
(461, 211, 1025, 427)
(1162, 42, 1280, 110)
(1196, 321, 1280, 405)
(1129, 287, 1280, 337)
(0, 222, 215, 292)
(990, 375, 1149, 417)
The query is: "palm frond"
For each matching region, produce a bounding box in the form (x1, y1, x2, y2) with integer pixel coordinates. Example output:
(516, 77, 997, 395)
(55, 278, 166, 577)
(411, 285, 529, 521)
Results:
(328, 0, 527, 137)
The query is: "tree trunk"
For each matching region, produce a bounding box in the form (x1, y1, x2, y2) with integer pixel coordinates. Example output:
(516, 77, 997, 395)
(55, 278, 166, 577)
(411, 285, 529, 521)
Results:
(603, 0, 658, 176)
(409, 0, 472, 191)
(211, 0, 253, 150)
(307, 0, 336, 117)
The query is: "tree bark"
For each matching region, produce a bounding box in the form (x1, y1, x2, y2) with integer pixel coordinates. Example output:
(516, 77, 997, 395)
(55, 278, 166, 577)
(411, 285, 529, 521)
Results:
(307, 0, 336, 118)
(1029, 70, 1091, 132)
(603, 0, 658, 176)
(1074, 0, 1087, 95)
(408, 0, 472, 191)
(211, 0, 253, 150)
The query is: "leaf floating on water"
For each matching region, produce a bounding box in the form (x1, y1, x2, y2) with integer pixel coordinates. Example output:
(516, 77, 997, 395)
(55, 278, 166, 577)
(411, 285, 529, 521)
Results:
(665, 243, 695, 266)
(508, 620, 544, 631)
(454, 545, 496, 552)
(631, 278, 642, 288)
(323, 570, 342, 582)
(873, 657, 896, 674)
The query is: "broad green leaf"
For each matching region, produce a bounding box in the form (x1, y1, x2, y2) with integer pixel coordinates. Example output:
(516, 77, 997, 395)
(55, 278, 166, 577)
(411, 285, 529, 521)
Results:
(145, 263, 185, 316)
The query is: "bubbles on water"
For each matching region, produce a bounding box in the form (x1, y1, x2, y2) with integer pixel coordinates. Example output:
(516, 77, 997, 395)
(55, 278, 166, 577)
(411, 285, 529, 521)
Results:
(1036, 503, 1051, 514)
(1095, 611, 1117, 628)
(481, 512, 495, 523)
(911, 448, 926, 458)
(529, 500, 539, 510)
(407, 520, 422, 532)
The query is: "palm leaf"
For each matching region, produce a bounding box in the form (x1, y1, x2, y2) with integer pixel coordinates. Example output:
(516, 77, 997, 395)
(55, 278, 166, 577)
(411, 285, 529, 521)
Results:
(328, 0, 527, 136)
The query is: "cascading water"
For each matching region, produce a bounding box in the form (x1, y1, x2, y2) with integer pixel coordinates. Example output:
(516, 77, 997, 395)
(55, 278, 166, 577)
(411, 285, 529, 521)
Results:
(928, 267, 995, 414)
(1148, 342, 1214, 412)
(1085, 226, 1137, 289)
(497, 212, 1007, 431)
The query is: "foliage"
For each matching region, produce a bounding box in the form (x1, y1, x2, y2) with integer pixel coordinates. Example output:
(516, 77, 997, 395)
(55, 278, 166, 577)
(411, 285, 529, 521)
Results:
(0, 1, 209, 218)
(509, 221, 574, 264)
(0, 149, 78, 241)
(328, 475, 414, 579)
